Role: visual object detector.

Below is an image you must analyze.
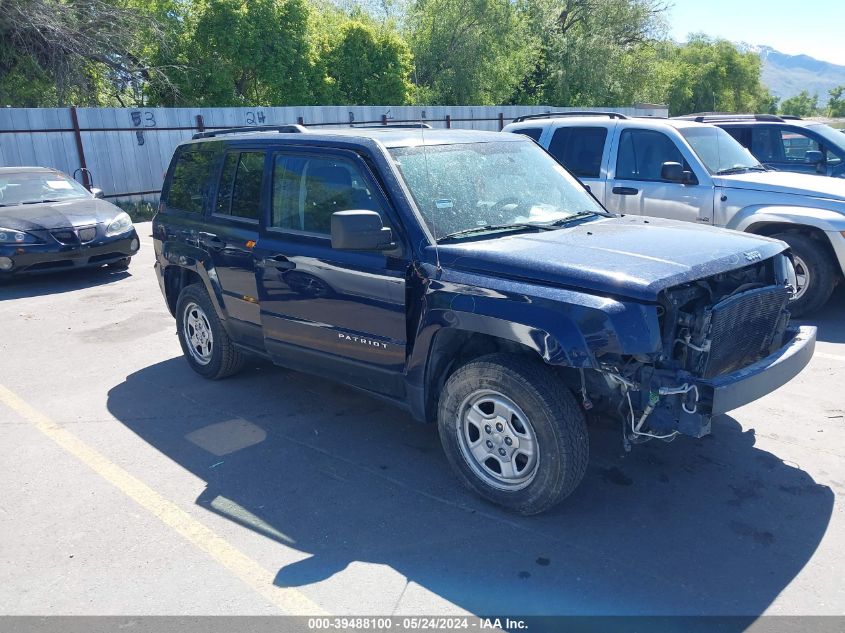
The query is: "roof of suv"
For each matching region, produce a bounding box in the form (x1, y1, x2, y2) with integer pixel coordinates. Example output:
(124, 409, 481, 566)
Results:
(504, 115, 705, 132)
(183, 127, 520, 150)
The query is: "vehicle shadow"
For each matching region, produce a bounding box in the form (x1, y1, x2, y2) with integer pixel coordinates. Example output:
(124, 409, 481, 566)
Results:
(0, 266, 131, 300)
(107, 358, 833, 620)
(797, 286, 845, 344)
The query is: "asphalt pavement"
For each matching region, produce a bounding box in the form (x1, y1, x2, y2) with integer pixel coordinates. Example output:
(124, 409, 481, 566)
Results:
(1, 222, 843, 619)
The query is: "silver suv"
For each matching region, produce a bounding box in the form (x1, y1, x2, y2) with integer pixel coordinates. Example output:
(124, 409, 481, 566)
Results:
(673, 114, 845, 179)
(504, 112, 845, 315)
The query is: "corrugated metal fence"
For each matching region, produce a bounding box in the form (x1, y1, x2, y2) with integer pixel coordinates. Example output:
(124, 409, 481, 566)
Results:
(0, 104, 667, 201)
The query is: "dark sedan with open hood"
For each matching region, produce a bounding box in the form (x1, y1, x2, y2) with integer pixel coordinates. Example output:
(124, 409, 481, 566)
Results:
(0, 167, 140, 278)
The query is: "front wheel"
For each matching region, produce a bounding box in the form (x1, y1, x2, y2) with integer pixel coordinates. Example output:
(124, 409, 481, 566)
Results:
(773, 232, 837, 317)
(175, 284, 245, 379)
(437, 354, 589, 515)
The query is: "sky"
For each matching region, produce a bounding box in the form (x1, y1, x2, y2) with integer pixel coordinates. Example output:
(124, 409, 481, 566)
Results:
(669, 0, 845, 66)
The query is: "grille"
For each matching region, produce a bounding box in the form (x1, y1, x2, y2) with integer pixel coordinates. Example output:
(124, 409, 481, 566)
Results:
(78, 227, 97, 242)
(702, 285, 789, 378)
(51, 230, 78, 245)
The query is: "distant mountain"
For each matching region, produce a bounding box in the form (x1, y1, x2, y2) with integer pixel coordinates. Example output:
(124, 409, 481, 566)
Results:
(737, 44, 845, 101)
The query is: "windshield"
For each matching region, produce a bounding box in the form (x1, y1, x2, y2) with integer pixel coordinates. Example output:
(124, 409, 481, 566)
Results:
(389, 140, 606, 240)
(0, 171, 91, 207)
(679, 126, 762, 174)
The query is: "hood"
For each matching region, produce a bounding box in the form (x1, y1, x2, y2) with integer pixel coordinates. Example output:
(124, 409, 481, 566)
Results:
(436, 216, 786, 302)
(716, 170, 845, 202)
(0, 198, 123, 231)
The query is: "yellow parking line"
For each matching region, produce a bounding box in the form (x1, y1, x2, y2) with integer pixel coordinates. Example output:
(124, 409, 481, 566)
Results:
(0, 383, 327, 616)
(816, 351, 845, 363)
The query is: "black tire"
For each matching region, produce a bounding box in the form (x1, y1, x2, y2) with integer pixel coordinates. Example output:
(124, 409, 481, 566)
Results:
(108, 257, 131, 270)
(175, 283, 245, 379)
(773, 232, 837, 317)
(437, 353, 589, 515)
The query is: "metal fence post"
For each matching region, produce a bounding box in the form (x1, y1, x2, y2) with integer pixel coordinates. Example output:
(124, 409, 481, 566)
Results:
(69, 106, 91, 190)
(446, 114, 451, 129)
(195, 114, 205, 133)
(498, 112, 504, 130)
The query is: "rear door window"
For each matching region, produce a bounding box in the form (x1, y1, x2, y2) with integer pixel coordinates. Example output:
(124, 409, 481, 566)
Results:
(166, 150, 216, 213)
(214, 151, 265, 221)
(547, 127, 608, 178)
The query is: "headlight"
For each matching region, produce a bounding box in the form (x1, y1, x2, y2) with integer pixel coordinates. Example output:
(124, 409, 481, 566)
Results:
(106, 212, 133, 237)
(0, 228, 38, 244)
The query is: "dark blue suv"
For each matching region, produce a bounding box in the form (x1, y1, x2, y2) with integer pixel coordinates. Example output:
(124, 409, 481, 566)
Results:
(153, 125, 815, 514)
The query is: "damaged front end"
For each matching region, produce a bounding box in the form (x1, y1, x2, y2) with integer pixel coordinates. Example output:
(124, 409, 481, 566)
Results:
(592, 254, 815, 450)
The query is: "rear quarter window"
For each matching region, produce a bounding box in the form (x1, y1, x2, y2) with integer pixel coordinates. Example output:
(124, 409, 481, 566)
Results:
(547, 127, 608, 178)
(512, 127, 543, 141)
(164, 148, 216, 214)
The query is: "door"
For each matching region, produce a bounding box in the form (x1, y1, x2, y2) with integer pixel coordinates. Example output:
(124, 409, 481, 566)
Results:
(607, 128, 713, 224)
(546, 125, 611, 202)
(254, 149, 408, 396)
(204, 149, 265, 346)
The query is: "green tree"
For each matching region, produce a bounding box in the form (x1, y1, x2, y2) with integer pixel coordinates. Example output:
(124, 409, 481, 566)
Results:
(319, 20, 413, 104)
(515, 0, 667, 107)
(0, 0, 168, 106)
(154, 0, 318, 106)
(406, 0, 536, 105)
(827, 86, 845, 117)
(780, 91, 819, 117)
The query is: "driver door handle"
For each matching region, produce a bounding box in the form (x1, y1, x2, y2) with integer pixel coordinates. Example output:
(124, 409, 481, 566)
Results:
(612, 186, 639, 196)
(263, 255, 296, 270)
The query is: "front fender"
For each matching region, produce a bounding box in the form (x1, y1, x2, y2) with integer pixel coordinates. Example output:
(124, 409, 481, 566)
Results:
(726, 205, 845, 234)
(407, 268, 663, 376)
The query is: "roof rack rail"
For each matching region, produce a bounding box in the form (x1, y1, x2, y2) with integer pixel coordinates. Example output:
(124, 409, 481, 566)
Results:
(779, 115, 803, 120)
(192, 124, 307, 139)
(674, 113, 787, 123)
(350, 123, 432, 129)
(512, 111, 629, 123)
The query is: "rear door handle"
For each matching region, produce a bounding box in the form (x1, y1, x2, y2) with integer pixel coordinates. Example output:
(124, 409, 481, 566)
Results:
(263, 255, 296, 270)
(198, 232, 225, 250)
(612, 186, 639, 195)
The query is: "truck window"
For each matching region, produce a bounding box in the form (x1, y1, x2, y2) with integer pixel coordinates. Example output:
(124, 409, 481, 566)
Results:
(214, 151, 264, 220)
(778, 128, 820, 163)
(271, 155, 384, 235)
(166, 150, 215, 213)
(547, 127, 607, 178)
(616, 129, 687, 181)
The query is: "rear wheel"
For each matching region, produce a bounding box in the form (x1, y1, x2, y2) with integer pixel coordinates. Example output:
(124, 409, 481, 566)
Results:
(175, 284, 245, 379)
(772, 232, 836, 317)
(437, 353, 589, 515)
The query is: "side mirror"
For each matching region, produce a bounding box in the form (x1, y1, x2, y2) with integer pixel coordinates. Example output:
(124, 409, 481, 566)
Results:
(331, 210, 395, 251)
(660, 161, 685, 183)
(90, 187, 105, 199)
(805, 150, 824, 165)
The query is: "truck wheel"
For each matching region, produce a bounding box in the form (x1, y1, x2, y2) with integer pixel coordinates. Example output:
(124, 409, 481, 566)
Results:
(437, 353, 589, 515)
(773, 232, 836, 317)
(175, 284, 245, 379)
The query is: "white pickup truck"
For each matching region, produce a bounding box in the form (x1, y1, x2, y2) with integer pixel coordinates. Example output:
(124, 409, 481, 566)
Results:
(504, 112, 845, 315)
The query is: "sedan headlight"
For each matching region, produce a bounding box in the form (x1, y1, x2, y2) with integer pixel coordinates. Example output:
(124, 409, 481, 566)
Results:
(106, 212, 133, 237)
(0, 228, 38, 244)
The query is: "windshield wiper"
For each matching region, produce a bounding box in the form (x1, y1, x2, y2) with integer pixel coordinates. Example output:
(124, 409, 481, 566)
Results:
(549, 210, 604, 226)
(21, 199, 62, 204)
(715, 166, 764, 175)
(436, 223, 552, 243)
